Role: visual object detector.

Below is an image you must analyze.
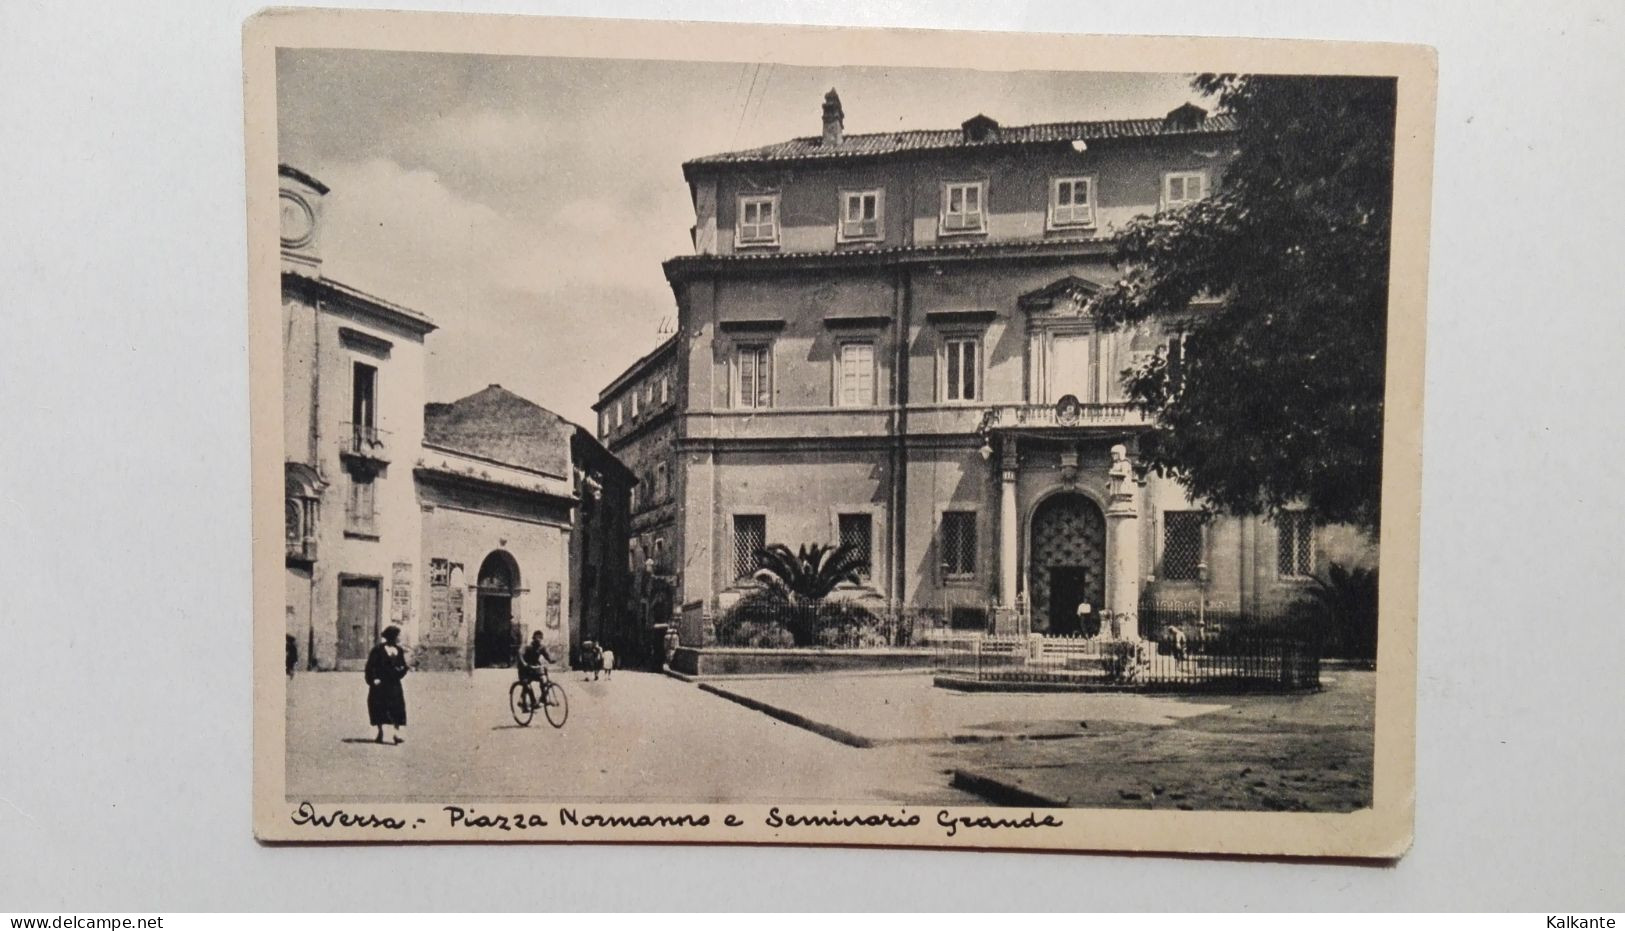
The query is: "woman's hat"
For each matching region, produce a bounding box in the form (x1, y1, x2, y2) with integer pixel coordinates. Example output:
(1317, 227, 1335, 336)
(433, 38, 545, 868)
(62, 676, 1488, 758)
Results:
(382, 625, 402, 641)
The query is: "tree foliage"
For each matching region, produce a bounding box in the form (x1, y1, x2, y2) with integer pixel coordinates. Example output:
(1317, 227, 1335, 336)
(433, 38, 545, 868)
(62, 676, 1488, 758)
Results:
(751, 542, 868, 602)
(1094, 75, 1397, 531)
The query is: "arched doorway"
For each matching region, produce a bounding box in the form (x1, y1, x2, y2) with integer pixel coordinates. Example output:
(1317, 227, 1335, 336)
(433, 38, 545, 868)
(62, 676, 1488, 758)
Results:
(474, 550, 520, 668)
(1029, 492, 1106, 636)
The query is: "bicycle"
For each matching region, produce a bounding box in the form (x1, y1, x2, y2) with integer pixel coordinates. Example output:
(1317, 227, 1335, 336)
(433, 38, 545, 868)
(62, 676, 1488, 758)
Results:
(509, 666, 568, 728)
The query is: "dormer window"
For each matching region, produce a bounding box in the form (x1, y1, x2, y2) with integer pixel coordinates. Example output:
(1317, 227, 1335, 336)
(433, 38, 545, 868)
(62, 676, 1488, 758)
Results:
(1049, 176, 1096, 229)
(960, 114, 1000, 143)
(737, 194, 780, 247)
(941, 181, 986, 235)
(1163, 171, 1208, 209)
(839, 190, 883, 242)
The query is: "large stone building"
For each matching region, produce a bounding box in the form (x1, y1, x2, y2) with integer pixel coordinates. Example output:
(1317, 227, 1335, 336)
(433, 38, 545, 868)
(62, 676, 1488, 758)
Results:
(595, 333, 681, 628)
(643, 91, 1373, 637)
(280, 164, 633, 670)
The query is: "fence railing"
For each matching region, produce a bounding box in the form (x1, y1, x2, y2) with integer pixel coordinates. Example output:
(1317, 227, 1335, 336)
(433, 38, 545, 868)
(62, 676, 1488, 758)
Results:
(934, 629, 1319, 691)
(983, 402, 1150, 430)
(698, 596, 959, 649)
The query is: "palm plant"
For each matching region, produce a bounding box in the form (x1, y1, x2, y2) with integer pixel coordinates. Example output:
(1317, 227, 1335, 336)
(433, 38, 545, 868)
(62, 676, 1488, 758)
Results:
(751, 542, 869, 602)
(1307, 562, 1379, 662)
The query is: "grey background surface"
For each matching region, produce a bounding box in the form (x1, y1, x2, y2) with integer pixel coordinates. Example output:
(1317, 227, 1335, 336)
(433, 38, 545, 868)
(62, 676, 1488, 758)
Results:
(1, 0, 1621, 912)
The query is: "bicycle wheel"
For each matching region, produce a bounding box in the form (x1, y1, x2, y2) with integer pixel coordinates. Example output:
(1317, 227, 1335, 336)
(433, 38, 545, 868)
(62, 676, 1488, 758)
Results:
(509, 680, 535, 727)
(542, 681, 568, 728)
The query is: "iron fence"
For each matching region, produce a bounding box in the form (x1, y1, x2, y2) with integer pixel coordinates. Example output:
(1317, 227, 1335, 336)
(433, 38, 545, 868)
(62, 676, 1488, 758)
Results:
(935, 628, 1319, 691)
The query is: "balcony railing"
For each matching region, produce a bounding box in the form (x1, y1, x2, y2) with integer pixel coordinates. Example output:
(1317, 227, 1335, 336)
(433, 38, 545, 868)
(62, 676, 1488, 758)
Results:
(339, 422, 390, 462)
(982, 401, 1150, 431)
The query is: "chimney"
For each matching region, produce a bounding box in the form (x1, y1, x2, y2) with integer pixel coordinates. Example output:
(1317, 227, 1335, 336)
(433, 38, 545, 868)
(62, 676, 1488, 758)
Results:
(278, 164, 329, 276)
(822, 88, 844, 146)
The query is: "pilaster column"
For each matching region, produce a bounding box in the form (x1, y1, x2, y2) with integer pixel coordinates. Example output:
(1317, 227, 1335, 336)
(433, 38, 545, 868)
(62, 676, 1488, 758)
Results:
(999, 437, 1019, 609)
(1104, 443, 1142, 640)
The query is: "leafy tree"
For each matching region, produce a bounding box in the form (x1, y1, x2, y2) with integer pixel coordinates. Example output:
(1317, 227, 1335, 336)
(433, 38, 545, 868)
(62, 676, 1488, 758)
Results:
(1094, 74, 1397, 531)
(751, 542, 868, 602)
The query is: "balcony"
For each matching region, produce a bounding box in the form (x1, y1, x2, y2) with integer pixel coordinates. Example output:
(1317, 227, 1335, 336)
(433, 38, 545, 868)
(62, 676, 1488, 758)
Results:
(285, 537, 318, 563)
(339, 422, 390, 463)
(981, 401, 1151, 433)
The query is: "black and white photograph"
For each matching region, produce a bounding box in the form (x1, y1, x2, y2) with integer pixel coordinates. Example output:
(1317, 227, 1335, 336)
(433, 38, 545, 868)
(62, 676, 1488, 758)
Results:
(249, 11, 1429, 854)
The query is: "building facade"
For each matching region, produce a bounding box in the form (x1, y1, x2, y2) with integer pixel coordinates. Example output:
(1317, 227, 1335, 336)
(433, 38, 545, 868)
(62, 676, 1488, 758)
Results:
(595, 334, 681, 629)
(281, 164, 633, 670)
(281, 165, 437, 670)
(651, 92, 1374, 636)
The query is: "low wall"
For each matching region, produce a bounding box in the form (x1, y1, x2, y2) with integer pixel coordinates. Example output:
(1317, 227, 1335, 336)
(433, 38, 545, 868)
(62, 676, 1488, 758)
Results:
(670, 647, 935, 677)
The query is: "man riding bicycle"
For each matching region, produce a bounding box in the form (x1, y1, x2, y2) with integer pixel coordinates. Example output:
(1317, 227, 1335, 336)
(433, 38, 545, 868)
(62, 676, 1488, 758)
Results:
(518, 630, 557, 691)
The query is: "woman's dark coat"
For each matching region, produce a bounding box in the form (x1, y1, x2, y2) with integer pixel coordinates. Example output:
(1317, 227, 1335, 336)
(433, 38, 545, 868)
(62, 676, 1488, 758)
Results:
(364, 643, 409, 727)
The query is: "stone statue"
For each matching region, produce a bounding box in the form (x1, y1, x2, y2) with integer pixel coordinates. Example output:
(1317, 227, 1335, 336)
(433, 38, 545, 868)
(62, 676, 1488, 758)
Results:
(1107, 443, 1134, 503)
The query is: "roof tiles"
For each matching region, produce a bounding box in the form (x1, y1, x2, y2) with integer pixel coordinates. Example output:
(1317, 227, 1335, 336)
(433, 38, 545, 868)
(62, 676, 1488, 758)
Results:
(684, 115, 1237, 169)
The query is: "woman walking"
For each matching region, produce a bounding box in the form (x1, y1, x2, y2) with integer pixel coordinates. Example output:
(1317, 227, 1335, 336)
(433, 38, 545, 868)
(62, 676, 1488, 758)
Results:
(364, 625, 409, 744)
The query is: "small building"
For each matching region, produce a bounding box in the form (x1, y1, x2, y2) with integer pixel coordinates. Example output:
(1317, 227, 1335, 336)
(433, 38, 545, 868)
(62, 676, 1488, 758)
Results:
(415, 385, 578, 669)
(416, 385, 637, 670)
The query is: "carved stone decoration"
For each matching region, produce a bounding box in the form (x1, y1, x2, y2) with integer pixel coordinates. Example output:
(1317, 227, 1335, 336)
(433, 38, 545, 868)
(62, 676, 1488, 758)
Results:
(1055, 393, 1082, 426)
(1059, 447, 1080, 486)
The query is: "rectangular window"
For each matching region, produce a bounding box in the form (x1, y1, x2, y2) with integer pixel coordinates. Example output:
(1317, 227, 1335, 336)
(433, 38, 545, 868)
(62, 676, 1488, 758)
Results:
(941, 511, 977, 577)
(1162, 511, 1204, 581)
(631, 389, 640, 419)
(345, 472, 376, 536)
(1050, 176, 1096, 228)
(735, 343, 772, 409)
(733, 515, 766, 580)
(660, 376, 670, 405)
(839, 190, 882, 242)
(737, 194, 780, 246)
(836, 341, 876, 407)
(941, 181, 986, 234)
(1165, 333, 1187, 391)
(1277, 511, 1315, 579)
(943, 336, 980, 402)
(838, 513, 873, 580)
(1163, 171, 1207, 208)
(655, 463, 668, 501)
(614, 401, 623, 429)
(351, 362, 377, 442)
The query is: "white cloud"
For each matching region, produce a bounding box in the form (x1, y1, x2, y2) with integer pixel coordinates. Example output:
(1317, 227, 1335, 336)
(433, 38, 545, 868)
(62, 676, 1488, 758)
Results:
(311, 157, 679, 423)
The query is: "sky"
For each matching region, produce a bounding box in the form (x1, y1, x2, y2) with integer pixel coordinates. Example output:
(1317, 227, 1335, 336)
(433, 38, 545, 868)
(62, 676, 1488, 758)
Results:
(277, 50, 1198, 426)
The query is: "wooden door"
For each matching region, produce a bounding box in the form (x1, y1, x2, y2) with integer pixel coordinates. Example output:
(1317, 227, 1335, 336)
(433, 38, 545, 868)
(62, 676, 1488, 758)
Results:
(338, 578, 380, 663)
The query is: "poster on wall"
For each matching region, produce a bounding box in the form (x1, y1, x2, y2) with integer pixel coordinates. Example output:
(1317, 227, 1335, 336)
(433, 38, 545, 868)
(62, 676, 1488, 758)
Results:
(250, 10, 1430, 856)
(545, 581, 561, 630)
